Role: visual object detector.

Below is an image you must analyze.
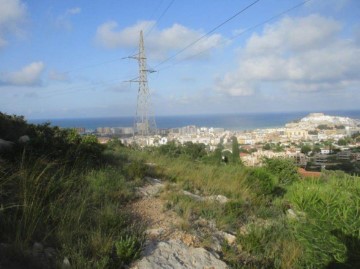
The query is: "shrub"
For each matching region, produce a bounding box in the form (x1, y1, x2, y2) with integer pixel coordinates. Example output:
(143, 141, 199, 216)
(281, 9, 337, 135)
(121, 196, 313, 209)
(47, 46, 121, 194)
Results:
(237, 219, 301, 268)
(286, 172, 360, 268)
(246, 168, 276, 195)
(112, 234, 144, 268)
(263, 157, 300, 185)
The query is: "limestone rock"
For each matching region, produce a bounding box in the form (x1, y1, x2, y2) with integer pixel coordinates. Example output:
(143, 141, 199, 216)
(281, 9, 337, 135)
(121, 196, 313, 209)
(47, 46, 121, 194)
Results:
(131, 240, 228, 269)
(287, 208, 298, 219)
(183, 190, 203, 201)
(61, 257, 71, 269)
(183, 191, 229, 204)
(219, 231, 236, 245)
(205, 195, 229, 204)
(146, 228, 165, 237)
(136, 178, 165, 197)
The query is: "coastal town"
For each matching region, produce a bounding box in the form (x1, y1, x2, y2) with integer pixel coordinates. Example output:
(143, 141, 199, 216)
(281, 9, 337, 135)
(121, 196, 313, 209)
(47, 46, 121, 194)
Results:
(86, 113, 360, 173)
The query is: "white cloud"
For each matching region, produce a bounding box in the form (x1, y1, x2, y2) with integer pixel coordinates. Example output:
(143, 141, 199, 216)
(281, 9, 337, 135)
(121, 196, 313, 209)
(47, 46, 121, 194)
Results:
(55, 7, 81, 31)
(216, 15, 360, 96)
(0, 0, 27, 48)
(95, 20, 227, 60)
(0, 62, 45, 86)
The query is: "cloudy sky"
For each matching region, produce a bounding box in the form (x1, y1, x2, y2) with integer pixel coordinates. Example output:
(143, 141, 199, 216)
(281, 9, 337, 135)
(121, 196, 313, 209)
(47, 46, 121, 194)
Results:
(0, 0, 359, 119)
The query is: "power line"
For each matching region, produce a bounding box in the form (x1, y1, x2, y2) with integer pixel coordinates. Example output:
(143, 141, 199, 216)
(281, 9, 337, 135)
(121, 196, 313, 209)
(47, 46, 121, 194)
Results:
(128, 0, 176, 57)
(61, 58, 124, 75)
(148, 0, 164, 21)
(157, 0, 312, 72)
(44, 1, 175, 77)
(41, 0, 312, 99)
(154, 0, 261, 68)
(145, 0, 176, 37)
(31, 72, 139, 100)
(0, 0, 312, 105)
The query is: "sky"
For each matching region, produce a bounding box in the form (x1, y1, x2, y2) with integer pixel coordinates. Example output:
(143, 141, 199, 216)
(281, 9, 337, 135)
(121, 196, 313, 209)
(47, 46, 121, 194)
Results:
(0, 0, 359, 119)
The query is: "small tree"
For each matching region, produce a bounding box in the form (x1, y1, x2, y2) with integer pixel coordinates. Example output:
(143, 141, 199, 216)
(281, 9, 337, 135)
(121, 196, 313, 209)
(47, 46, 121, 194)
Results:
(213, 143, 224, 164)
(231, 136, 242, 165)
(182, 142, 206, 160)
(301, 144, 312, 155)
(337, 138, 348, 146)
(262, 143, 271, 150)
(312, 145, 321, 155)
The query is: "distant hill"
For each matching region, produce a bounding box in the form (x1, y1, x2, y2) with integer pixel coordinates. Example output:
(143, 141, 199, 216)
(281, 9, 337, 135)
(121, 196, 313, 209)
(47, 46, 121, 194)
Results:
(286, 112, 360, 129)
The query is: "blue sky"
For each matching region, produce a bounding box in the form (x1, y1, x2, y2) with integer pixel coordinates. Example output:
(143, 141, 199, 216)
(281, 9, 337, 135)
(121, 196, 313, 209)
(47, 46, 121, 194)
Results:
(0, 0, 359, 119)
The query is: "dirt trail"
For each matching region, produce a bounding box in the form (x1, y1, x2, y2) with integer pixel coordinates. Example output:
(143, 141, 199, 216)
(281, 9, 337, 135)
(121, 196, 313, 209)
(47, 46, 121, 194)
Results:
(129, 178, 198, 245)
(129, 178, 229, 269)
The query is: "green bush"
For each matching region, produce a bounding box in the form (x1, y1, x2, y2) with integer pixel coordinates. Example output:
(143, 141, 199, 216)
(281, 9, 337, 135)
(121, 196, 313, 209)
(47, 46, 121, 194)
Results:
(263, 157, 300, 185)
(246, 168, 276, 195)
(0, 112, 105, 167)
(286, 171, 360, 268)
(0, 113, 147, 268)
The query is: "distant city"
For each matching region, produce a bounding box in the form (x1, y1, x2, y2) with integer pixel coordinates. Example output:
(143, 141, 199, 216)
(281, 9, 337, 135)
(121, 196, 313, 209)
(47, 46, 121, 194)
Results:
(69, 112, 360, 173)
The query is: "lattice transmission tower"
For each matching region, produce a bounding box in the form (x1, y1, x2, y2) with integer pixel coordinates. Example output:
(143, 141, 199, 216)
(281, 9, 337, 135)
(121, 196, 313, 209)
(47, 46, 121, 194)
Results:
(129, 30, 157, 136)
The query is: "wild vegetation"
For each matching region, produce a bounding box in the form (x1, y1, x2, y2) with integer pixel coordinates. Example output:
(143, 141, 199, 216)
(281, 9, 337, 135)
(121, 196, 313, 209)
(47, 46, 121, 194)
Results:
(0, 113, 147, 268)
(123, 141, 360, 269)
(1, 112, 359, 268)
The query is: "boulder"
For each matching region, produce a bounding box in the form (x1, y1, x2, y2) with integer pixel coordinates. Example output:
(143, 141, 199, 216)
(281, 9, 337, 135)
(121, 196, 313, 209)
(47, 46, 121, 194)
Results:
(131, 239, 228, 269)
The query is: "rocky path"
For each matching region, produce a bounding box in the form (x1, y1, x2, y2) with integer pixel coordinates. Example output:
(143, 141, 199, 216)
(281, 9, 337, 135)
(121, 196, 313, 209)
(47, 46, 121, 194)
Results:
(129, 178, 229, 269)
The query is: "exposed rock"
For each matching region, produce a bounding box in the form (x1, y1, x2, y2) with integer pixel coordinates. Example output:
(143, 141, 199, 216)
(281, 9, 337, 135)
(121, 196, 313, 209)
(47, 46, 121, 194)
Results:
(171, 231, 200, 247)
(209, 236, 223, 252)
(183, 191, 229, 204)
(286, 208, 306, 220)
(239, 225, 249, 236)
(146, 228, 165, 237)
(205, 195, 229, 204)
(131, 240, 228, 269)
(286, 208, 298, 219)
(219, 231, 236, 245)
(136, 178, 165, 197)
(61, 257, 71, 269)
(183, 190, 203, 201)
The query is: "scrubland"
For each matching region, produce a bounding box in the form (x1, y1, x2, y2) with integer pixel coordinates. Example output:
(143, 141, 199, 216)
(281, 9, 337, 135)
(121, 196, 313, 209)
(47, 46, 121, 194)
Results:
(1, 113, 359, 268)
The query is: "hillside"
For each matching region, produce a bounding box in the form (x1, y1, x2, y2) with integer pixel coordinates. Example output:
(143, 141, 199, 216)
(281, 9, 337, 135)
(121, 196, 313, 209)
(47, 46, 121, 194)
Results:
(286, 112, 360, 129)
(1, 112, 360, 269)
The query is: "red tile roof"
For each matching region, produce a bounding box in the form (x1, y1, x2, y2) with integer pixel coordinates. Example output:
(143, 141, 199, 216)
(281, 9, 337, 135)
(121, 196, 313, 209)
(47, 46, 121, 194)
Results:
(298, 168, 321, 178)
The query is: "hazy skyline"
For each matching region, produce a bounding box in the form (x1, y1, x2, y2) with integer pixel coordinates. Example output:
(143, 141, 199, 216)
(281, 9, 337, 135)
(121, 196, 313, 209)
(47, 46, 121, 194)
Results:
(0, 0, 359, 119)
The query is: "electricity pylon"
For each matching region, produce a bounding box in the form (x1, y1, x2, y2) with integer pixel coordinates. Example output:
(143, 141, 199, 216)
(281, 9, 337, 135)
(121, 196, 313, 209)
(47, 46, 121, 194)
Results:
(128, 30, 157, 136)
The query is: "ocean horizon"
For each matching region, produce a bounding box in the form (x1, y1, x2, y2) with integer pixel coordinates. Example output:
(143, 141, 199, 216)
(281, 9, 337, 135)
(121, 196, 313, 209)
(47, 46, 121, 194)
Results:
(28, 110, 360, 131)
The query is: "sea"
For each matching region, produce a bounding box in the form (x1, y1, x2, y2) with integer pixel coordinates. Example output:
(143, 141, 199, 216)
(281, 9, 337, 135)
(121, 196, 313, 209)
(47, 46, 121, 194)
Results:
(28, 110, 360, 132)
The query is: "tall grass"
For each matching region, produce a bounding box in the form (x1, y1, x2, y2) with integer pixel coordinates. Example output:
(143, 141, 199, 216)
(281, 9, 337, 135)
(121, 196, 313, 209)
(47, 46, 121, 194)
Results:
(0, 152, 145, 268)
(133, 148, 360, 268)
(141, 153, 252, 200)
